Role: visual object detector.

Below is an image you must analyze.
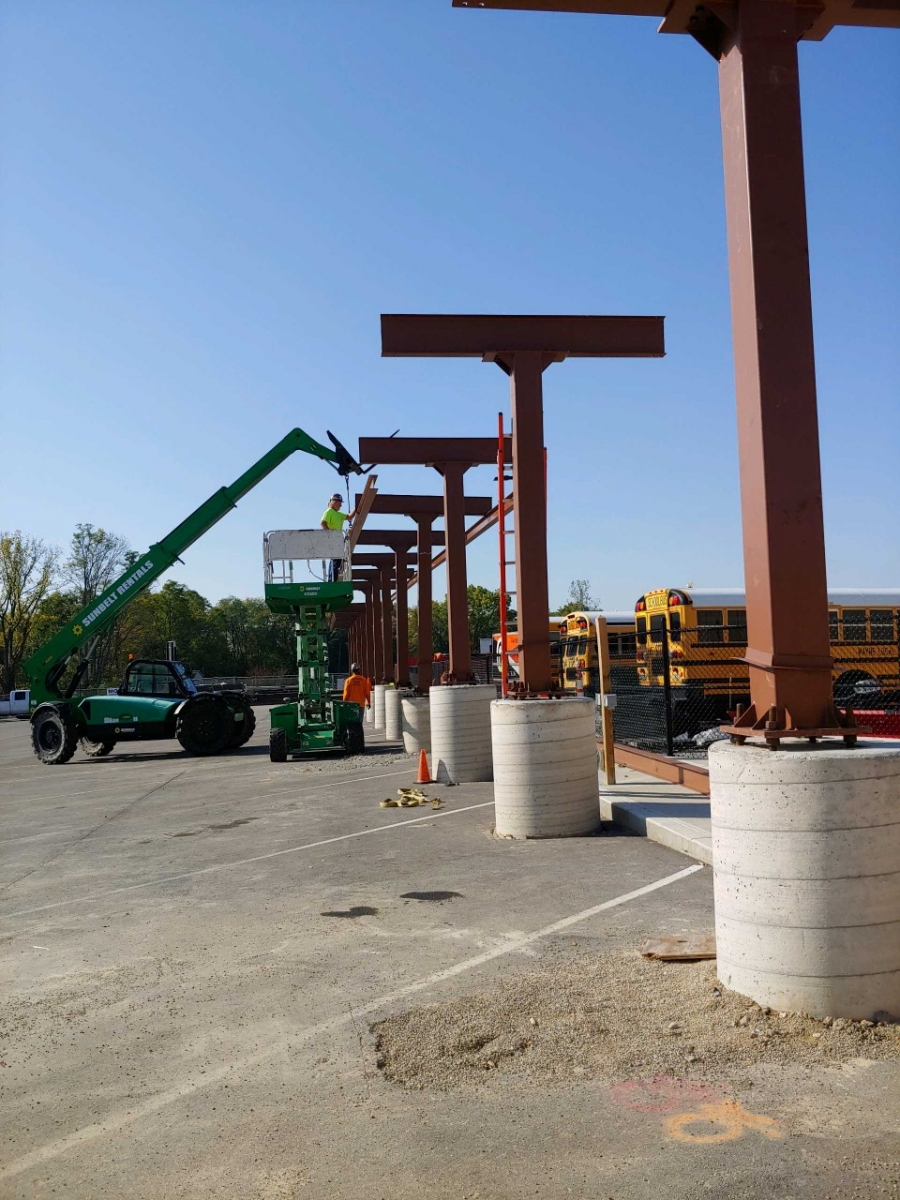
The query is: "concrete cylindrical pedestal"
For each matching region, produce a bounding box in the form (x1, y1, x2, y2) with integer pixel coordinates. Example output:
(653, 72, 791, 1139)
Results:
(372, 683, 387, 731)
(384, 687, 402, 742)
(430, 685, 495, 784)
(709, 741, 900, 1020)
(491, 698, 600, 838)
(401, 696, 431, 756)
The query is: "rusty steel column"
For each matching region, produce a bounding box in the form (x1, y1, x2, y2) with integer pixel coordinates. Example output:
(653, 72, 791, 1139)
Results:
(394, 549, 411, 686)
(508, 352, 553, 692)
(416, 515, 435, 692)
(440, 461, 473, 682)
(380, 566, 394, 683)
(719, 0, 839, 736)
(371, 577, 384, 682)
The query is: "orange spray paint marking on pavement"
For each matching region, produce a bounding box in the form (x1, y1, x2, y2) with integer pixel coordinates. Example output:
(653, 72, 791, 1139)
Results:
(665, 1099, 784, 1144)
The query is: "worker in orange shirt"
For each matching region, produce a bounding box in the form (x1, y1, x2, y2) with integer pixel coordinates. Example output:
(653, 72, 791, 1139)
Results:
(342, 664, 371, 710)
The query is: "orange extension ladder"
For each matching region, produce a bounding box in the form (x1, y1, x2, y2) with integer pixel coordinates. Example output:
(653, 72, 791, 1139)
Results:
(497, 413, 515, 698)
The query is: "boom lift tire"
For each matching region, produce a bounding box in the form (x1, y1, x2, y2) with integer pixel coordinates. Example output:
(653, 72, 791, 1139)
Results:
(342, 721, 365, 756)
(31, 707, 79, 766)
(176, 695, 233, 756)
(80, 737, 116, 758)
(227, 704, 257, 750)
(269, 727, 288, 762)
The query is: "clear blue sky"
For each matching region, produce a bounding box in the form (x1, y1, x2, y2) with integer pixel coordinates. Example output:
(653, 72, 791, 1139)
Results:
(2, 2, 897, 613)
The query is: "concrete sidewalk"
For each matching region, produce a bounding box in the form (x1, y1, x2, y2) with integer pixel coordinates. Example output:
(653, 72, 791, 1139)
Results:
(600, 765, 712, 865)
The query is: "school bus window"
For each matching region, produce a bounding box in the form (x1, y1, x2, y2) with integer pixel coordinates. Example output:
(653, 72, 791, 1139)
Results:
(870, 609, 894, 642)
(621, 633, 636, 657)
(727, 609, 747, 643)
(828, 611, 840, 643)
(669, 610, 681, 635)
(636, 616, 648, 646)
(578, 636, 589, 656)
(697, 609, 724, 645)
(843, 609, 866, 643)
(649, 614, 666, 644)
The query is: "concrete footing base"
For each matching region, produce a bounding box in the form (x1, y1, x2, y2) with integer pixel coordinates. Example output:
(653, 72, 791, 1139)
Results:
(492, 697, 599, 838)
(708, 740, 900, 1020)
(372, 683, 386, 731)
(384, 687, 402, 742)
(401, 696, 430, 756)
(430, 685, 494, 783)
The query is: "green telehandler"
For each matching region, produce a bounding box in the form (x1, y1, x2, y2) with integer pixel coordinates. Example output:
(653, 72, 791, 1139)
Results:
(25, 428, 363, 765)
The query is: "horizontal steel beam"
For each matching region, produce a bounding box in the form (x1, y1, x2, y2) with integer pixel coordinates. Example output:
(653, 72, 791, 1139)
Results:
(351, 553, 397, 568)
(381, 314, 665, 359)
(451, 0, 900, 39)
(355, 493, 493, 517)
(359, 436, 511, 466)
(354, 529, 445, 548)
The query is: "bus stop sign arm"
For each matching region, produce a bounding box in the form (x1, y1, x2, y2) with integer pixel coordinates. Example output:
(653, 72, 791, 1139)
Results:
(24, 427, 363, 707)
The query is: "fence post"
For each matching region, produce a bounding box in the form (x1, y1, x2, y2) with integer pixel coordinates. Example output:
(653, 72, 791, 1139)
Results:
(595, 616, 616, 786)
(661, 628, 674, 757)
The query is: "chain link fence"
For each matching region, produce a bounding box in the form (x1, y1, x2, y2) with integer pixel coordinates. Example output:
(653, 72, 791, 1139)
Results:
(612, 623, 900, 758)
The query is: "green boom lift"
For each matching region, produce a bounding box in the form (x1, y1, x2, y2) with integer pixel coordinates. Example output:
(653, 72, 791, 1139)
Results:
(25, 428, 363, 765)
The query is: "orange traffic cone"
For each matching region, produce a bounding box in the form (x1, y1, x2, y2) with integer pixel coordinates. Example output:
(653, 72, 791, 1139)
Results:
(416, 749, 431, 784)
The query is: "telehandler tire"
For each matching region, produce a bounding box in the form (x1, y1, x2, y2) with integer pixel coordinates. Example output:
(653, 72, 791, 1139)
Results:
(269, 727, 288, 762)
(176, 696, 232, 756)
(31, 708, 79, 765)
(227, 704, 257, 750)
(80, 737, 116, 758)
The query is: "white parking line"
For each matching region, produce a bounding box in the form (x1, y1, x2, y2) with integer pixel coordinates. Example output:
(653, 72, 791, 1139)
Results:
(1, 797, 495, 919)
(0, 862, 703, 1180)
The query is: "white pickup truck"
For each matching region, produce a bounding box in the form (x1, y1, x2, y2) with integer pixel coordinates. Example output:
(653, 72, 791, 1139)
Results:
(0, 689, 30, 718)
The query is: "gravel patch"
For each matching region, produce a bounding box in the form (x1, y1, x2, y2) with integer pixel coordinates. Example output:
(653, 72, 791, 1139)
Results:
(372, 948, 900, 1091)
(285, 747, 414, 774)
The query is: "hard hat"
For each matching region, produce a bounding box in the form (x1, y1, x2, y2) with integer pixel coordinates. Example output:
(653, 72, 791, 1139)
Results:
(330, 493, 343, 502)
(351, 663, 361, 673)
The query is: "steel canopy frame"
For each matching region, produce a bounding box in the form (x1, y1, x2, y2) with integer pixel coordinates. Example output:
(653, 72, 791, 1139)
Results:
(358, 437, 513, 682)
(379, 316, 664, 692)
(354, 492, 494, 690)
(354, 529, 446, 685)
(449, 4, 897, 738)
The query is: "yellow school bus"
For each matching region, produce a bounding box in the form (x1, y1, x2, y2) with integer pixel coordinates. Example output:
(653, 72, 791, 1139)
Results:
(634, 587, 900, 713)
(558, 611, 637, 696)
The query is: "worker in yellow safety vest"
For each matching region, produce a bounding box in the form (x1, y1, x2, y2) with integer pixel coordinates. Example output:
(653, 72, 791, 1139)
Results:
(342, 664, 371, 710)
(321, 493, 351, 581)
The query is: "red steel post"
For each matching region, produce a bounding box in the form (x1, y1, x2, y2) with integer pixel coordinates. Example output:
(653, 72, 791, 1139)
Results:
(394, 547, 411, 686)
(441, 461, 473, 682)
(416, 515, 435, 691)
(509, 353, 552, 692)
(371, 577, 384, 683)
(718, 0, 838, 734)
(380, 566, 394, 684)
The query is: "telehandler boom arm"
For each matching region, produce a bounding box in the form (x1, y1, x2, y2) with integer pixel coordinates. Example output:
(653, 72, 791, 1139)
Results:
(25, 428, 361, 706)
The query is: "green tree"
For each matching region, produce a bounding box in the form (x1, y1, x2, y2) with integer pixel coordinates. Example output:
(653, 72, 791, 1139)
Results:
(0, 532, 59, 690)
(465, 585, 515, 650)
(61, 524, 134, 687)
(63, 523, 131, 606)
(409, 588, 514, 656)
(552, 579, 601, 615)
